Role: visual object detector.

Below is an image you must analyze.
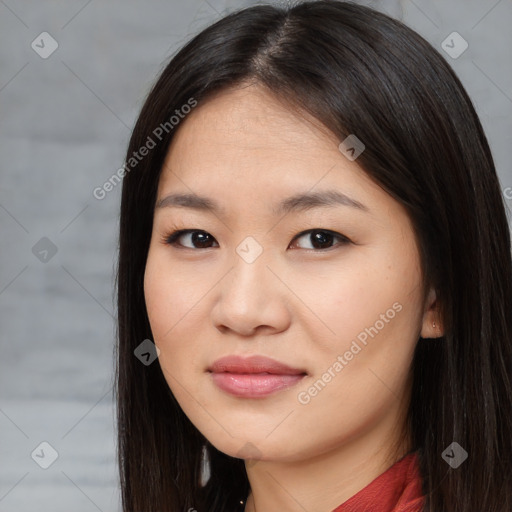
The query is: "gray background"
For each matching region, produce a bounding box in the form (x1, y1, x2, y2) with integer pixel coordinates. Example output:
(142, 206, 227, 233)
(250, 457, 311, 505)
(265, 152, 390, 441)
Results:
(1, 0, 511, 510)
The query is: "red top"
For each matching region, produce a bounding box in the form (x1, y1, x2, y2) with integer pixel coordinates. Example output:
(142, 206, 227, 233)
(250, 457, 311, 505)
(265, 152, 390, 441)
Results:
(331, 452, 425, 512)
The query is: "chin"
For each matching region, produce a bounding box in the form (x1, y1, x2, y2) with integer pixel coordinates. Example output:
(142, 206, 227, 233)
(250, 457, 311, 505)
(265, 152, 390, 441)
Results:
(202, 429, 302, 463)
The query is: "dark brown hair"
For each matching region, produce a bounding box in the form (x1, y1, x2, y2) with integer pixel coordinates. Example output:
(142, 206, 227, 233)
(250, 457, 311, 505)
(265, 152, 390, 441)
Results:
(115, 1, 512, 511)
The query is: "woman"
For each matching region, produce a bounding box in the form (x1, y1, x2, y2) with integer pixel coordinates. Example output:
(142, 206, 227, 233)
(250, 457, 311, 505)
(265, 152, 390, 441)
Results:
(115, 1, 512, 511)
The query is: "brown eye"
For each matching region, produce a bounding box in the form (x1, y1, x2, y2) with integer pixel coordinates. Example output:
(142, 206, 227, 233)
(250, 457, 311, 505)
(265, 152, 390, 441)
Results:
(164, 230, 219, 249)
(163, 228, 350, 251)
(291, 229, 350, 250)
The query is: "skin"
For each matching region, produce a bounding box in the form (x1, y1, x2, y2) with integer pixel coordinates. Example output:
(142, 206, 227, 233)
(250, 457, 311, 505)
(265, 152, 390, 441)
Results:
(143, 82, 443, 512)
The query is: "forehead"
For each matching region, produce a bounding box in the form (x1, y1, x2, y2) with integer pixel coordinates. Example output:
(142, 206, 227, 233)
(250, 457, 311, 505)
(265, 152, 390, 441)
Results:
(153, 84, 416, 237)
(177, 83, 329, 143)
(159, 84, 370, 192)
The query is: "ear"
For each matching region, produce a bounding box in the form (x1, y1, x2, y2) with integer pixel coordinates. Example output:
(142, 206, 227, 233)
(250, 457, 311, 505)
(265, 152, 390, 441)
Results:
(420, 287, 444, 339)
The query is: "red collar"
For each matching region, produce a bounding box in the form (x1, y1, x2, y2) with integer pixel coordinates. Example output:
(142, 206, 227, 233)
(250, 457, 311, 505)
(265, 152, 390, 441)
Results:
(331, 452, 424, 512)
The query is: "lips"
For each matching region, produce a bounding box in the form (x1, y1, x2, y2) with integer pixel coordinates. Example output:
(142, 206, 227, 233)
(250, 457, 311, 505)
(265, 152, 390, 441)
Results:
(208, 355, 307, 398)
(208, 355, 307, 375)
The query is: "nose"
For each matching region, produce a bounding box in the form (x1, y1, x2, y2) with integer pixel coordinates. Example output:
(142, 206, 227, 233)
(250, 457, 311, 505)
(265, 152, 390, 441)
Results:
(211, 252, 291, 337)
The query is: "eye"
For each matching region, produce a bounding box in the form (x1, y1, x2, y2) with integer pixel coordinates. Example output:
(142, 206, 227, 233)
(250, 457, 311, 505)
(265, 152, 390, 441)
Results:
(161, 228, 350, 251)
(289, 229, 350, 250)
(162, 229, 219, 249)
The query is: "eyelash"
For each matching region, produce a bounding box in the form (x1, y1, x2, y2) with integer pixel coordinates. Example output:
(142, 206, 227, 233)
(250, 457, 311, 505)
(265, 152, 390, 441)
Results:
(159, 228, 351, 252)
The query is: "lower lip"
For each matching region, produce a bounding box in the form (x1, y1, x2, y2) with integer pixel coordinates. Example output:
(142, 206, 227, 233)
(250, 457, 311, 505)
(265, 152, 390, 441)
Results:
(210, 372, 306, 398)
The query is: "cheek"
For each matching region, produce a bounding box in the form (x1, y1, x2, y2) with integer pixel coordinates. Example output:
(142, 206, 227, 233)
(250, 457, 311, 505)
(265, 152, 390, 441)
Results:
(290, 246, 423, 352)
(144, 251, 200, 340)
(143, 250, 214, 397)
(144, 257, 171, 338)
(290, 250, 424, 427)
(144, 255, 192, 380)
(289, 263, 422, 449)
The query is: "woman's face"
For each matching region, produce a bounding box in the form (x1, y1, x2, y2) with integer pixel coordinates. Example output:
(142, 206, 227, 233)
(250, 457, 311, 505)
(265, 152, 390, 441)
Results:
(144, 84, 436, 463)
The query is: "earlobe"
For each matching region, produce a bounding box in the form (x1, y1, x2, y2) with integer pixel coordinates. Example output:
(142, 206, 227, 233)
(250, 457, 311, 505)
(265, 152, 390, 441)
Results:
(420, 287, 444, 339)
(429, 319, 443, 338)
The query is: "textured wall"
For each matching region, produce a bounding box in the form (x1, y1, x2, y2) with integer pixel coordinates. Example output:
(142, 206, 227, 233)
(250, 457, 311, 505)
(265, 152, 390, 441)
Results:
(1, 1, 510, 510)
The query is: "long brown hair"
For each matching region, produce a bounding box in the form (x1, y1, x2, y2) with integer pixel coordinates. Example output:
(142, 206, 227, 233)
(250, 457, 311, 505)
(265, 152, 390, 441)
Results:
(115, 2, 512, 510)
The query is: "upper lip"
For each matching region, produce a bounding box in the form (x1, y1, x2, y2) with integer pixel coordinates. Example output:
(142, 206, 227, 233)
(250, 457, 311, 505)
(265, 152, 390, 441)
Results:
(208, 355, 307, 375)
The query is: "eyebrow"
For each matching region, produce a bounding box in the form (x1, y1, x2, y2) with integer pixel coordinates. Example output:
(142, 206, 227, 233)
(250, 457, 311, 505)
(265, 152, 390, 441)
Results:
(155, 190, 368, 216)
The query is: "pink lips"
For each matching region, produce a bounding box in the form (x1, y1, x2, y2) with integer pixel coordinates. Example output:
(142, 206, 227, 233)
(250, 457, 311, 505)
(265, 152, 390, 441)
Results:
(208, 355, 307, 398)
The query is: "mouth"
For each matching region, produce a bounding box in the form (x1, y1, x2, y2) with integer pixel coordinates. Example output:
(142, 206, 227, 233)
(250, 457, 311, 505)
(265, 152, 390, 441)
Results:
(207, 355, 308, 398)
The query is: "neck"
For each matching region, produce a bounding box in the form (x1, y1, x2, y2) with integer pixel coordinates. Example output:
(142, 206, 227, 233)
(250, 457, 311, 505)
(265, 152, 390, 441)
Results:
(243, 420, 411, 512)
